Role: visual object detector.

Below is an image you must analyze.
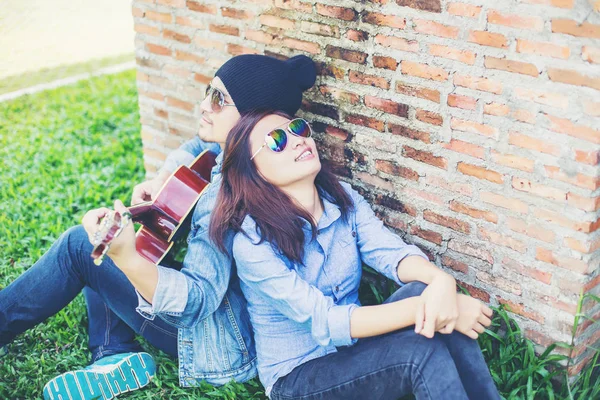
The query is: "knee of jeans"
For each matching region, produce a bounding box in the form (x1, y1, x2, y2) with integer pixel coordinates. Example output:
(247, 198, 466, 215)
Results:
(403, 281, 427, 297)
(62, 225, 90, 251)
(414, 334, 450, 369)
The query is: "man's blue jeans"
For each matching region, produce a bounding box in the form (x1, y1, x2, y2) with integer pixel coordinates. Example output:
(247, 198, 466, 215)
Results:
(270, 282, 501, 400)
(0, 225, 178, 362)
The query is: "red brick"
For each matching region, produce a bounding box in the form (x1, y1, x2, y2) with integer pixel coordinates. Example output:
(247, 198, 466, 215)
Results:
(566, 192, 600, 212)
(375, 160, 419, 180)
(325, 126, 351, 142)
(194, 38, 226, 51)
(454, 74, 502, 94)
(316, 4, 357, 21)
(132, 7, 145, 18)
(146, 43, 171, 56)
(520, 0, 574, 8)
(545, 115, 600, 144)
(548, 68, 600, 91)
(485, 57, 539, 77)
(260, 15, 295, 30)
(414, 19, 460, 39)
(403, 146, 448, 169)
(583, 101, 600, 117)
(442, 255, 469, 273)
(448, 94, 477, 110)
(411, 225, 443, 245)
(512, 176, 567, 201)
(443, 139, 485, 159)
(163, 29, 191, 43)
(362, 12, 405, 28)
(477, 271, 523, 294)
(175, 16, 205, 28)
(457, 162, 503, 184)
(552, 19, 600, 38)
(186, 1, 216, 14)
(544, 165, 600, 191)
(326, 46, 367, 64)
(166, 96, 194, 112)
(389, 123, 431, 143)
(134, 23, 160, 36)
(582, 46, 600, 64)
(373, 56, 398, 71)
(317, 62, 346, 79)
(425, 175, 473, 196)
(503, 257, 553, 284)
(209, 24, 239, 36)
(448, 240, 494, 264)
(488, 10, 544, 31)
(451, 118, 498, 138)
(349, 71, 390, 89)
(456, 280, 490, 302)
(424, 210, 471, 233)
(512, 109, 536, 124)
(534, 208, 599, 233)
(163, 65, 190, 79)
(468, 31, 508, 48)
(516, 39, 570, 59)
(365, 96, 408, 117)
(429, 44, 476, 64)
(281, 38, 320, 54)
(514, 88, 569, 109)
(300, 21, 339, 37)
(536, 248, 589, 274)
(497, 297, 545, 324)
(447, 2, 481, 17)
(481, 192, 529, 214)
(375, 35, 419, 52)
(484, 102, 510, 116)
(490, 150, 534, 172)
(509, 131, 561, 156)
(319, 86, 360, 105)
(396, 82, 440, 103)
(274, 0, 313, 12)
(416, 109, 443, 125)
(221, 7, 253, 19)
(357, 172, 394, 192)
(245, 30, 274, 44)
(346, 114, 385, 132)
(402, 61, 448, 81)
(450, 200, 498, 223)
(194, 73, 211, 84)
(227, 44, 258, 56)
(396, 0, 441, 12)
(574, 149, 600, 166)
(146, 10, 172, 22)
(347, 29, 369, 42)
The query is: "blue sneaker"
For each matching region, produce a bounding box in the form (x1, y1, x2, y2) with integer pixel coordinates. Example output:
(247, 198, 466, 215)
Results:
(42, 352, 156, 400)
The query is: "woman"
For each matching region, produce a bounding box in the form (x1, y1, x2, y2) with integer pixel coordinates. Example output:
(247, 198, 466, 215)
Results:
(210, 110, 501, 399)
(0, 54, 317, 400)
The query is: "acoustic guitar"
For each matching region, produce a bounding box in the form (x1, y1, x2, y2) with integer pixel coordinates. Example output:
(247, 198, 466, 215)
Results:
(91, 149, 217, 266)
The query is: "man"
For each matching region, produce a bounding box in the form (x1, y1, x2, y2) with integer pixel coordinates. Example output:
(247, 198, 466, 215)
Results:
(0, 54, 317, 400)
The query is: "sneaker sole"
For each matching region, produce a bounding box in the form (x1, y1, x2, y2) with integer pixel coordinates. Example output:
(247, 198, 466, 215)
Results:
(42, 352, 155, 400)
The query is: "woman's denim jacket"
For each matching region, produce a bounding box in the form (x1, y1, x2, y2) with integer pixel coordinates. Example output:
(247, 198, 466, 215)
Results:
(134, 137, 257, 386)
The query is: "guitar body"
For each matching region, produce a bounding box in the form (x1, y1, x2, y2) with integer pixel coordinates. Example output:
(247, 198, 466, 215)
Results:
(91, 149, 217, 265)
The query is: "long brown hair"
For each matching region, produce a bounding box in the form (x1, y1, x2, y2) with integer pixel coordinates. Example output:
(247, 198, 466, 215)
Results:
(209, 109, 354, 264)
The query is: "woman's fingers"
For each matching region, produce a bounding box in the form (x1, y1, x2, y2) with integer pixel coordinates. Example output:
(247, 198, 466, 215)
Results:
(478, 314, 492, 327)
(474, 323, 486, 334)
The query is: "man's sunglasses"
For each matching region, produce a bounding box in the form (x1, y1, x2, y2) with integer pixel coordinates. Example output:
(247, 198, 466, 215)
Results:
(205, 84, 236, 112)
(250, 118, 312, 160)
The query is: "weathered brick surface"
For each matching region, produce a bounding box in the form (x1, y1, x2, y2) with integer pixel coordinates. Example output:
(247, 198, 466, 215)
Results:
(133, 0, 600, 375)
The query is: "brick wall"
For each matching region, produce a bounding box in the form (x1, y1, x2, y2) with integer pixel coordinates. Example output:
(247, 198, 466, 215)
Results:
(132, 0, 600, 374)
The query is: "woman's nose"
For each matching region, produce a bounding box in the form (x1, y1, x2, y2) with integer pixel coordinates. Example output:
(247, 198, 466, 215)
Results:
(289, 131, 306, 148)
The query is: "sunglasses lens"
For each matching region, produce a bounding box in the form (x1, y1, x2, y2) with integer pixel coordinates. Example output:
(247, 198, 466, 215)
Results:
(210, 88, 223, 112)
(289, 119, 311, 138)
(266, 129, 287, 152)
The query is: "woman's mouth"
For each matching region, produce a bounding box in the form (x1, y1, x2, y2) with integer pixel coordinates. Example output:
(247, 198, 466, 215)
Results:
(295, 149, 314, 162)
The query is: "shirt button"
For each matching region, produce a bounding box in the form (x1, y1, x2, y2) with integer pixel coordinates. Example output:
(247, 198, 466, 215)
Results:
(352, 231, 356, 237)
(335, 285, 339, 292)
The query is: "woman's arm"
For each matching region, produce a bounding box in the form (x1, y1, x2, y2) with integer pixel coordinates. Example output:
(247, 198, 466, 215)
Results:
(350, 297, 420, 338)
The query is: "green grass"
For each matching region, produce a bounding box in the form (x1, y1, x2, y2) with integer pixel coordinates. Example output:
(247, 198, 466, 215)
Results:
(0, 53, 134, 96)
(0, 70, 598, 399)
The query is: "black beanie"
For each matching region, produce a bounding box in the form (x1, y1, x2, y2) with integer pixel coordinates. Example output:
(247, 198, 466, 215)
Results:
(215, 54, 316, 117)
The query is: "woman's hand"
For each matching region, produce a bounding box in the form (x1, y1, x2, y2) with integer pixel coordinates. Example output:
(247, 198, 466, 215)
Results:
(81, 200, 138, 265)
(414, 274, 459, 338)
(453, 294, 493, 339)
(131, 172, 169, 205)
